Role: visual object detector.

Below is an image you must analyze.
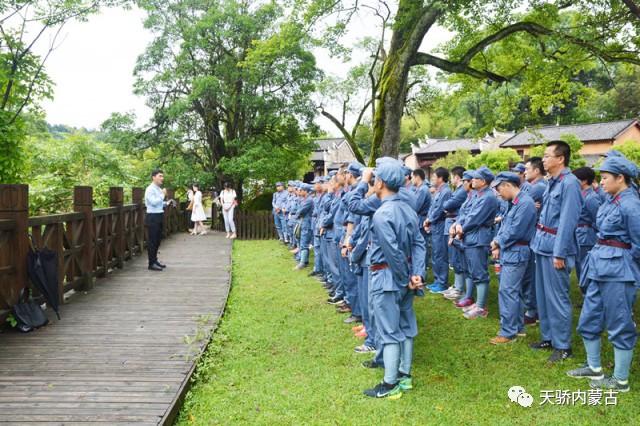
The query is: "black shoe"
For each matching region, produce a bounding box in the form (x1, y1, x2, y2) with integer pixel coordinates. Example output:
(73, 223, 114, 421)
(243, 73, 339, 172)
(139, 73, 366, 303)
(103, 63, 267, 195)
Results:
(327, 291, 335, 298)
(524, 315, 538, 326)
(148, 264, 163, 271)
(361, 360, 383, 369)
(323, 283, 333, 290)
(327, 296, 344, 305)
(307, 271, 321, 277)
(317, 277, 328, 283)
(343, 315, 362, 324)
(547, 348, 573, 362)
(529, 340, 553, 350)
(363, 381, 402, 399)
(155, 261, 166, 268)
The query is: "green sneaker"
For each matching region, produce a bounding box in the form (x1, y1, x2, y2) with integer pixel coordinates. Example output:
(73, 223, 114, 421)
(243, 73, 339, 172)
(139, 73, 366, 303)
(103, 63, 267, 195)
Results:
(567, 364, 604, 380)
(398, 374, 413, 390)
(363, 381, 403, 399)
(589, 375, 630, 392)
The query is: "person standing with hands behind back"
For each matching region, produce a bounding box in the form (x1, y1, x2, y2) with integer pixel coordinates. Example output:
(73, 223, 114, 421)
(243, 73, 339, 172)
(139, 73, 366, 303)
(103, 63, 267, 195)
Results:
(145, 169, 174, 271)
(221, 182, 237, 239)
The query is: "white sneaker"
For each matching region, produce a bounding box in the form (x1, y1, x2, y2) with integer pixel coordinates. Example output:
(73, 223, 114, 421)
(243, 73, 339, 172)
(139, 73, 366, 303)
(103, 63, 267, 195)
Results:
(441, 286, 456, 295)
(463, 306, 487, 319)
(443, 289, 462, 300)
(461, 303, 477, 313)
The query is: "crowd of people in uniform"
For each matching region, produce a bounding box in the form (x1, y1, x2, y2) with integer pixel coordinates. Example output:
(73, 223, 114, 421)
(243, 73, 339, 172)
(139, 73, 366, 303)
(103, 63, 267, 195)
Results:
(271, 140, 640, 399)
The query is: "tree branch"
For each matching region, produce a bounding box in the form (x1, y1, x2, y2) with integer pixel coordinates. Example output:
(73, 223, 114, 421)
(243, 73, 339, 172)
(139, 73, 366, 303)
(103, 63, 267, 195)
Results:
(622, 0, 640, 20)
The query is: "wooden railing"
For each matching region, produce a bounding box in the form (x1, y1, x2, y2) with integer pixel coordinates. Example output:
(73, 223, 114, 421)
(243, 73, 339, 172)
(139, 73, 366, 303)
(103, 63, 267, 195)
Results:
(210, 209, 277, 240)
(0, 184, 184, 324)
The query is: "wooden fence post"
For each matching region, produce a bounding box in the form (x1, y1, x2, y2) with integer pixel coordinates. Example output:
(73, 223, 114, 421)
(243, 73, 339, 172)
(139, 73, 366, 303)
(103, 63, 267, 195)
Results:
(132, 188, 144, 254)
(110, 187, 125, 269)
(0, 184, 28, 309)
(74, 186, 94, 290)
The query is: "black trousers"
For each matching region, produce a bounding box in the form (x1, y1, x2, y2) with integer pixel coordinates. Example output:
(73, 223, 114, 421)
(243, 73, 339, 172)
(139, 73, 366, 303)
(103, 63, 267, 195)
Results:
(146, 213, 164, 266)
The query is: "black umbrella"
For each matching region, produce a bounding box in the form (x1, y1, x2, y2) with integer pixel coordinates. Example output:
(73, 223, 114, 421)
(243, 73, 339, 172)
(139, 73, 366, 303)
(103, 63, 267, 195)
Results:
(26, 247, 61, 320)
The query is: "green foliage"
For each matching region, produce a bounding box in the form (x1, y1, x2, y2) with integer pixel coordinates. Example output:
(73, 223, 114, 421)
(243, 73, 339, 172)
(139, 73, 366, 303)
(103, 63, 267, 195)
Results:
(0, 111, 26, 182)
(528, 133, 586, 170)
(241, 192, 274, 212)
(432, 149, 474, 170)
(24, 131, 145, 214)
(467, 148, 522, 172)
(615, 140, 640, 166)
(135, 0, 320, 192)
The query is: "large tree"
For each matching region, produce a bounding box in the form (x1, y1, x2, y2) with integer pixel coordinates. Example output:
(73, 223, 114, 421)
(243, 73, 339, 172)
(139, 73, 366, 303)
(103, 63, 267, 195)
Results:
(300, 0, 640, 163)
(134, 0, 320, 197)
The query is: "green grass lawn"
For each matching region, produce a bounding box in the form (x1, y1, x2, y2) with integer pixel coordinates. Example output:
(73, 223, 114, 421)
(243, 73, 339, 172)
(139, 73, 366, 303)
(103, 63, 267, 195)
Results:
(176, 240, 640, 425)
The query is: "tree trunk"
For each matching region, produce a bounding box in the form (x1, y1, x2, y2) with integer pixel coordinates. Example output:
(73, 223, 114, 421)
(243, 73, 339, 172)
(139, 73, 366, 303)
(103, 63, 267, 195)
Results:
(370, 2, 442, 164)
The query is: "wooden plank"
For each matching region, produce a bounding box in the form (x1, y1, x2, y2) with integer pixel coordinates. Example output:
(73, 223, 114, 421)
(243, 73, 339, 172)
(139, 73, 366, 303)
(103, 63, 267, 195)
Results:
(0, 232, 232, 425)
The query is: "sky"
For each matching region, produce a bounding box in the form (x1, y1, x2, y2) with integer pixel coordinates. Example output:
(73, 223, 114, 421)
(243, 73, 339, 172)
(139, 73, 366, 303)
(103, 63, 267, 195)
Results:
(28, 5, 451, 133)
(32, 7, 154, 129)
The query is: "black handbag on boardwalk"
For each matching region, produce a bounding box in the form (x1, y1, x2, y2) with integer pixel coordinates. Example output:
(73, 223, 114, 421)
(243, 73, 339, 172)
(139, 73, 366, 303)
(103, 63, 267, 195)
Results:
(13, 288, 49, 333)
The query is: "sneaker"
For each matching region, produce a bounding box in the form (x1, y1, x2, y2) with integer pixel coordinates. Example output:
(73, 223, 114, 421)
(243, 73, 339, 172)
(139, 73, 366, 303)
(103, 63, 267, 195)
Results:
(490, 336, 515, 345)
(495, 330, 526, 338)
(363, 381, 402, 399)
(426, 283, 439, 290)
(443, 289, 463, 300)
(323, 283, 333, 290)
(337, 305, 351, 314)
(361, 360, 383, 369)
(463, 306, 488, 319)
(567, 364, 605, 380)
(317, 277, 328, 283)
(354, 329, 367, 338)
(454, 297, 474, 309)
(547, 348, 573, 362)
(292, 264, 308, 270)
(529, 340, 553, 350)
(355, 345, 376, 354)
(327, 296, 344, 305)
(429, 284, 449, 293)
(308, 271, 321, 277)
(441, 286, 457, 295)
(398, 374, 413, 390)
(343, 315, 362, 324)
(589, 375, 630, 392)
(524, 315, 539, 326)
(352, 324, 365, 332)
(461, 303, 478, 313)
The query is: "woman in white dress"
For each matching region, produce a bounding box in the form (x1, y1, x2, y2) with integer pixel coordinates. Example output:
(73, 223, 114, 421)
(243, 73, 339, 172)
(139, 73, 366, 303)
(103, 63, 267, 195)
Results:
(221, 182, 237, 238)
(190, 184, 207, 235)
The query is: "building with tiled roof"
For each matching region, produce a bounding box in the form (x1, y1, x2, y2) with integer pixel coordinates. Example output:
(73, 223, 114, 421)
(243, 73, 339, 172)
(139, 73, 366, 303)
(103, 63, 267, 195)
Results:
(306, 138, 358, 182)
(500, 120, 640, 162)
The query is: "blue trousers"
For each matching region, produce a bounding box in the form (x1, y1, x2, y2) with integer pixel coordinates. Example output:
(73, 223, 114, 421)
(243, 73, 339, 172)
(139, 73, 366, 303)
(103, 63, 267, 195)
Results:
(521, 248, 537, 318)
(358, 267, 376, 348)
(498, 260, 528, 338)
(577, 280, 638, 350)
(273, 210, 283, 240)
(279, 213, 289, 242)
(535, 253, 575, 349)
(312, 234, 323, 273)
(339, 253, 359, 315)
(328, 241, 343, 298)
(430, 233, 449, 286)
(464, 246, 490, 307)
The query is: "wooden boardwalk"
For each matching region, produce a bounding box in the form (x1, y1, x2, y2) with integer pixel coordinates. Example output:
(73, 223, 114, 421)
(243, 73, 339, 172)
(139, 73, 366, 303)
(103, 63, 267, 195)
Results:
(0, 232, 232, 425)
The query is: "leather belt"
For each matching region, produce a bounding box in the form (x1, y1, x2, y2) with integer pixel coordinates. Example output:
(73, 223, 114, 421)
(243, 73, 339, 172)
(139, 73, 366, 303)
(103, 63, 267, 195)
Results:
(577, 224, 592, 228)
(516, 241, 529, 246)
(370, 257, 412, 271)
(597, 239, 631, 249)
(312, 214, 318, 217)
(342, 222, 349, 226)
(536, 223, 557, 235)
(326, 225, 333, 230)
(446, 214, 457, 218)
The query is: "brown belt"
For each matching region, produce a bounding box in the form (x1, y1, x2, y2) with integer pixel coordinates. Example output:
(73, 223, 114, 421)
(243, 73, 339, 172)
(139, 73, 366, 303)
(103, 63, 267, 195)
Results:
(577, 224, 592, 228)
(326, 225, 333, 230)
(536, 223, 557, 235)
(370, 257, 412, 271)
(342, 222, 349, 226)
(516, 241, 529, 246)
(597, 239, 631, 249)
(446, 214, 457, 218)
(312, 214, 318, 217)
